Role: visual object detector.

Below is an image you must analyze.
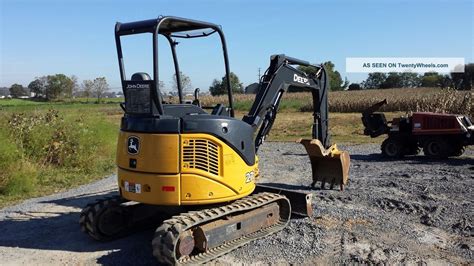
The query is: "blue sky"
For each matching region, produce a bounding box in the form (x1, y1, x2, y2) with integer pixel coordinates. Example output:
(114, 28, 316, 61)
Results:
(1, 0, 473, 92)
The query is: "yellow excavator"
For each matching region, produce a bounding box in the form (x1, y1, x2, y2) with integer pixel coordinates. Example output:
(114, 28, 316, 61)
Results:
(80, 16, 350, 264)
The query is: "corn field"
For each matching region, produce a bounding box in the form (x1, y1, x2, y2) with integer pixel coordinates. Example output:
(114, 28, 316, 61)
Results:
(181, 87, 472, 116)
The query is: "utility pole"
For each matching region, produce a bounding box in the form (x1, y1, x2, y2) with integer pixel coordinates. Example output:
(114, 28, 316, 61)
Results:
(258, 68, 261, 81)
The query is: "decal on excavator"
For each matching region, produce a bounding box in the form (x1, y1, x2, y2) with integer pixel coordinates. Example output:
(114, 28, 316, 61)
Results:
(293, 74, 310, 85)
(127, 136, 140, 155)
(245, 171, 255, 183)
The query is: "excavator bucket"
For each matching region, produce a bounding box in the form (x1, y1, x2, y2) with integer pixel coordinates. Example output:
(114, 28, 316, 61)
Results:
(298, 139, 350, 191)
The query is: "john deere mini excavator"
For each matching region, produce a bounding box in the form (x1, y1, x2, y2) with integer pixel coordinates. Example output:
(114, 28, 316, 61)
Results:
(80, 16, 350, 264)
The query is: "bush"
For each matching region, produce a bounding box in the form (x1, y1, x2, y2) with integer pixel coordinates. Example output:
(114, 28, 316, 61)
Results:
(2, 162, 37, 195)
(0, 108, 117, 201)
(7, 110, 92, 167)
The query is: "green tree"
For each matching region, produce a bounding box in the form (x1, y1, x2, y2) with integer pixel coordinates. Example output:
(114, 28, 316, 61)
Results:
(348, 83, 361, 90)
(362, 73, 387, 89)
(439, 74, 452, 88)
(81, 79, 94, 100)
(209, 72, 244, 96)
(28, 77, 47, 97)
(380, 72, 403, 88)
(298, 61, 346, 91)
(9, 84, 27, 98)
(91, 77, 110, 103)
(209, 79, 224, 96)
(420, 72, 443, 87)
(399, 72, 421, 88)
(45, 74, 74, 100)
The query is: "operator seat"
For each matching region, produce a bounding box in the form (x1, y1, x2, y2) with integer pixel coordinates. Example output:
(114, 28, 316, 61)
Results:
(131, 72, 151, 81)
(129, 72, 229, 117)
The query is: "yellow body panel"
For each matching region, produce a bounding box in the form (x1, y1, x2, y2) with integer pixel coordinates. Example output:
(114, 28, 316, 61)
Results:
(180, 174, 254, 205)
(117, 132, 179, 173)
(116, 131, 258, 206)
(118, 168, 181, 205)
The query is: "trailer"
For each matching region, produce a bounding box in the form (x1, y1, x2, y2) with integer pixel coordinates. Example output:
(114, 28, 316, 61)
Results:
(361, 99, 474, 158)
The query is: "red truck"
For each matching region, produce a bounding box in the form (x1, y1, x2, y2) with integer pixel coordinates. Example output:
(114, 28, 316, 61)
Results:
(361, 99, 474, 158)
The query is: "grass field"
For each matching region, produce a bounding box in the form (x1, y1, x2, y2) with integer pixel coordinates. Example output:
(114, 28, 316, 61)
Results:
(0, 97, 123, 108)
(0, 104, 120, 207)
(0, 87, 471, 207)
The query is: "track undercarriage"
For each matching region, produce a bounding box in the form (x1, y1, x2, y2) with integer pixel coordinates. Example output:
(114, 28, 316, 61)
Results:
(80, 190, 308, 264)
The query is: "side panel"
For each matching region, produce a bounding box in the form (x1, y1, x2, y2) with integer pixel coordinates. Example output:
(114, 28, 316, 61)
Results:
(411, 112, 463, 135)
(180, 174, 254, 204)
(180, 133, 257, 205)
(117, 131, 180, 173)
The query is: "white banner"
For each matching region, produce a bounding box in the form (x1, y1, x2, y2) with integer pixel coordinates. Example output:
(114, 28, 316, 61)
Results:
(346, 57, 465, 73)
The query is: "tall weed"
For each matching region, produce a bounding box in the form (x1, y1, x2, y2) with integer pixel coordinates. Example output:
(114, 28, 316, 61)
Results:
(0, 108, 117, 201)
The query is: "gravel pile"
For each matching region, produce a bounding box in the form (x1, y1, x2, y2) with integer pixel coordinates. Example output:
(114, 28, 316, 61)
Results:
(0, 142, 472, 265)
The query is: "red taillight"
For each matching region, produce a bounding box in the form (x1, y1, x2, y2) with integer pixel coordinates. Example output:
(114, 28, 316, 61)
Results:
(162, 186, 175, 192)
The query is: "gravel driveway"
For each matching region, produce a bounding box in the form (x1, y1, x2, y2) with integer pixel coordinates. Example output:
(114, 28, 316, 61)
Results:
(0, 142, 472, 265)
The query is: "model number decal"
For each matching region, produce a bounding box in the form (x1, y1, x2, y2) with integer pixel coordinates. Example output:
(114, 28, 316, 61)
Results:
(245, 171, 255, 183)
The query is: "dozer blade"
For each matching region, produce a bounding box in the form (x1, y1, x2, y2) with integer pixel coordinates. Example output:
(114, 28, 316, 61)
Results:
(298, 139, 351, 191)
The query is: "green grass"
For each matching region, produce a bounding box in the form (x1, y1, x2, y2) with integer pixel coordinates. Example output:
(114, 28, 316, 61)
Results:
(0, 103, 120, 207)
(0, 97, 124, 108)
(235, 111, 400, 144)
(0, 98, 50, 107)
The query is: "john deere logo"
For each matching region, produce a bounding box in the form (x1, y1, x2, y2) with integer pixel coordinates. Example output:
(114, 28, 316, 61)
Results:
(127, 136, 140, 155)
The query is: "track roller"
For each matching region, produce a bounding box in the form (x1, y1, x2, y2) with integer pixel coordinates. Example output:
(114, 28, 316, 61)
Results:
(152, 192, 291, 265)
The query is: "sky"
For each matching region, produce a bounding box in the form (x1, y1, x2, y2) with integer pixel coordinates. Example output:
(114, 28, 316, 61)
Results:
(1, 0, 473, 92)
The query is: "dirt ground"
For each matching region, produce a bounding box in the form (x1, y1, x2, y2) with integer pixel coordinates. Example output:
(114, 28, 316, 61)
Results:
(0, 142, 472, 265)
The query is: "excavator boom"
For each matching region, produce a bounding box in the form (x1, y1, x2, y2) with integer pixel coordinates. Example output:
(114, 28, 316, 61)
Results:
(243, 54, 330, 149)
(243, 54, 350, 189)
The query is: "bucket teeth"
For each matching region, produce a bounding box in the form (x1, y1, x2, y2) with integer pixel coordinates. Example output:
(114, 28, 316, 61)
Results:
(298, 139, 351, 191)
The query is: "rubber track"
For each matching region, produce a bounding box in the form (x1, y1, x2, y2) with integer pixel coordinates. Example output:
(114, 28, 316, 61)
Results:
(152, 192, 291, 265)
(79, 195, 127, 241)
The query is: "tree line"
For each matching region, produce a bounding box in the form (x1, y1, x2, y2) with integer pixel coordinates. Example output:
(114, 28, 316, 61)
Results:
(171, 71, 244, 96)
(355, 63, 473, 90)
(208, 61, 350, 95)
(6, 62, 471, 100)
(7, 74, 111, 102)
(298, 62, 473, 91)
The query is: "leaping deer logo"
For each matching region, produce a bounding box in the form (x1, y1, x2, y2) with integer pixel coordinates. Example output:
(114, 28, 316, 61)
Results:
(127, 136, 139, 154)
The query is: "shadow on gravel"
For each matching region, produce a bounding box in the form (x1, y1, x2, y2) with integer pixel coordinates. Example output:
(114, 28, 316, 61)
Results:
(258, 182, 323, 192)
(351, 153, 474, 166)
(94, 230, 158, 265)
(0, 191, 158, 265)
(281, 152, 307, 156)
